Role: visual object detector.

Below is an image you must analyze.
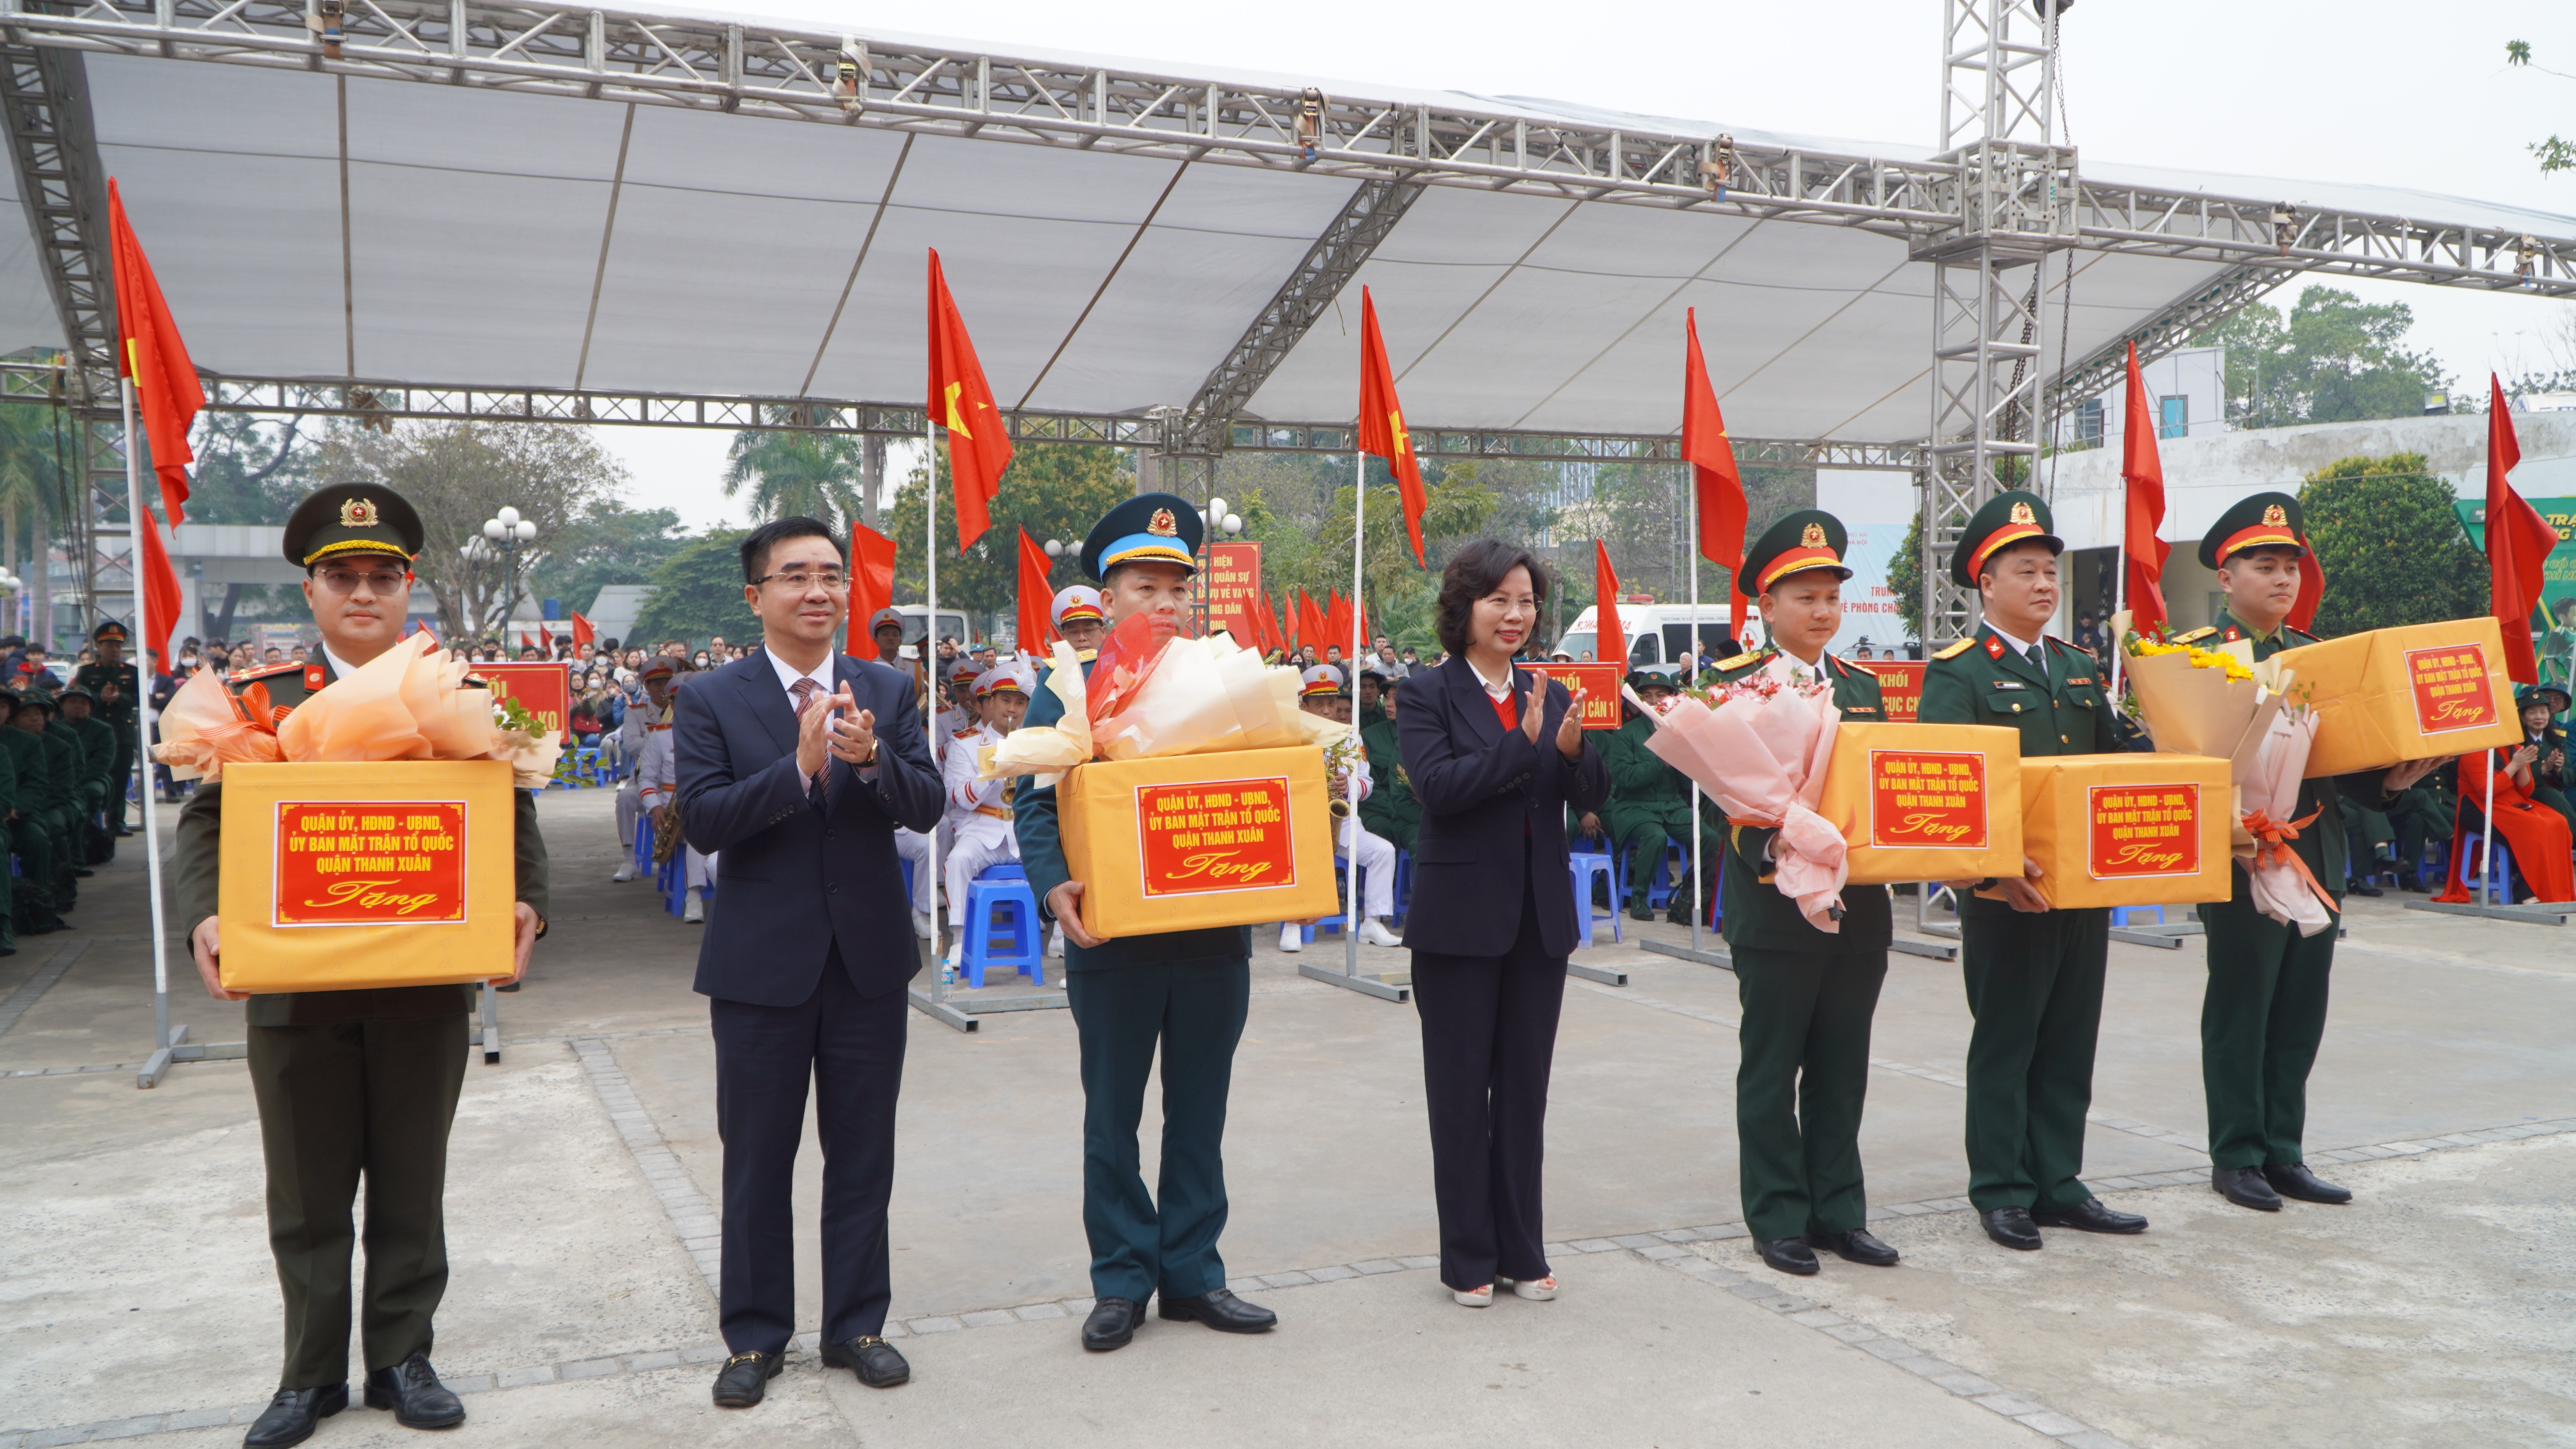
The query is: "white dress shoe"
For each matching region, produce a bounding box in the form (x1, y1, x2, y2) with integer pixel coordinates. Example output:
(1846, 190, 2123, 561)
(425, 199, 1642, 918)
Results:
(611, 861, 636, 882)
(1358, 918, 1403, 947)
(682, 892, 705, 924)
(1278, 924, 1303, 953)
(1506, 1276, 1558, 1301)
(911, 909, 934, 940)
(1451, 1285, 1493, 1307)
(1047, 925, 1065, 958)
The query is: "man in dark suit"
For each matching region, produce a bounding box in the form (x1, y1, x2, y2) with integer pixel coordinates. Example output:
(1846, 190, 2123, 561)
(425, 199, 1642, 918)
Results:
(674, 517, 943, 1406)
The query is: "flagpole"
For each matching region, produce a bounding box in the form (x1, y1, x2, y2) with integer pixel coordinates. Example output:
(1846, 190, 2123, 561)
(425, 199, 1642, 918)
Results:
(1688, 470, 1702, 957)
(926, 413, 947, 999)
(125, 377, 176, 1085)
(1345, 447, 1363, 981)
(2481, 749, 2499, 907)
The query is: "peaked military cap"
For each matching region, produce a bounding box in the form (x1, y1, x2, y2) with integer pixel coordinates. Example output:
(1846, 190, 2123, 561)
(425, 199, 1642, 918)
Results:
(1050, 585, 1106, 629)
(2198, 491, 2309, 569)
(283, 483, 425, 567)
(1080, 492, 1202, 582)
(1739, 509, 1854, 598)
(1948, 489, 2063, 587)
(92, 620, 128, 643)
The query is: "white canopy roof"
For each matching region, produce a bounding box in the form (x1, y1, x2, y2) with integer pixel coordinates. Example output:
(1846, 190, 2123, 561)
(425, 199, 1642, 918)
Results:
(15, 19, 2575, 447)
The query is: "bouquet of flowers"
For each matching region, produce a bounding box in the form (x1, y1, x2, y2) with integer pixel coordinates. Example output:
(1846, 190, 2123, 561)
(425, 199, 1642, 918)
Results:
(1625, 667, 1848, 932)
(2120, 623, 2290, 782)
(2235, 701, 2331, 935)
(979, 618, 1326, 783)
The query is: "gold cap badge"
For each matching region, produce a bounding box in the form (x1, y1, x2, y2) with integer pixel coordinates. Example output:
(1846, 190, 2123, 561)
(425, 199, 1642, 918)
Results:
(1800, 522, 1826, 548)
(338, 497, 380, 529)
(2008, 501, 2035, 525)
(1147, 508, 1177, 537)
(2262, 503, 2287, 526)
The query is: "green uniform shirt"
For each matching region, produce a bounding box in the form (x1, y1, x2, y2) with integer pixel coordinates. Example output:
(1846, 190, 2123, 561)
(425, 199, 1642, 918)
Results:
(71, 661, 140, 725)
(67, 715, 118, 800)
(0, 728, 41, 812)
(1918, 624, 2134, 758)
(31, 727, 76, 811)
(172, 658, 553, 1026)
(1357, 713, 1418, 839)
(1606, 715, 1691, 806)
(1703, 648, 1893, 955)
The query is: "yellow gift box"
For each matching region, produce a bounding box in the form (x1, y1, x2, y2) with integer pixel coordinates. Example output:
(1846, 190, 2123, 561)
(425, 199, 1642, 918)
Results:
(2015, 753, 2233, 910)
(1057, 746, 1341, 940)
(2269, 618, 2522, 778)
(1814, 723, 2026, 885)
(217, 761, 517, 992)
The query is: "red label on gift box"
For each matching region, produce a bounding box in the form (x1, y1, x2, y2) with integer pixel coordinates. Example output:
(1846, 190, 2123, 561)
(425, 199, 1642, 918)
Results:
(1523, 662, 1624, 729)
(475, 661, 573, 743)
(2404, 643, 2499, 735)
(1867, 750, 1988, 849)
(273, 800, 470, 926)
(2086, 784, 2201, 879)
(1870, 662, 1926, 723)
(1135, 776, 1299, 897)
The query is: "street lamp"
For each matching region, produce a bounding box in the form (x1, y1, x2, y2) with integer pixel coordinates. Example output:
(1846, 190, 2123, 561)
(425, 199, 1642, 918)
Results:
(477, 506, 539, 642)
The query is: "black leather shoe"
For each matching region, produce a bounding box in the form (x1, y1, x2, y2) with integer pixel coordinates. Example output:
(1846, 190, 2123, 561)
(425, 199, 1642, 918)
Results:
(1982, 1206, 2042, 1250)
(1081, 1297, 1142, 1351)
(2213, 1166, 2284, 1211)
(2263, 1162, 2353, 1204)
(2033, 1197, 2148, 1234)
(362, 1352, 464, 1429)
(1803, 1228, 1899, 1267)
(1157, 1287, 1276, 1333)
(243, 1384, 347, 1448)
(2346, 882, 2383, 897)
(710, 1350, 782, 1407)
(1628, 905, 1656, 921)
(820, 1335, 909, 1388)
(1755, 1238, 1819, 1275)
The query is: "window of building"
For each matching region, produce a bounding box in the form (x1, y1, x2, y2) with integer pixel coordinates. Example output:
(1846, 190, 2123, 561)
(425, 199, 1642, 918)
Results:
(2076, 397, 2103, 446)
(2158, 395, 2187, 439)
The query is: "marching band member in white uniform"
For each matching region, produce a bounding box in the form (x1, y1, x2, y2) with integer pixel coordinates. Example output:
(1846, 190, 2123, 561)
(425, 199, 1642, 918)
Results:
(897, 658, 984, 937)
(1039, 587, 1106, 958)
(611, 658, 674, 881)
(940, 662, 1032, 969)
(1283, 666, 1401, 952)
(635, 660, 717, 922)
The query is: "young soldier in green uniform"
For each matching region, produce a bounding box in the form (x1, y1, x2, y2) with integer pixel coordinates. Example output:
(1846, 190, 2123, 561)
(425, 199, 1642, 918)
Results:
(1601, 672, 1703, 922)
(2169, 494, 2438, 1211)
(58, 685, 119, 864)
(1920, 490, 2152, 1252)
(174, 483, 550, 1448)
(2518, 684, 2575, 841)
(0, 687, 63, 934)
(1014, 494, 1278, 1353)
(1358, 673, 1419, 857)
(1704, 511, 1898, 1276)
(11, 694, 82, 908)
(71, 620, 140, 838)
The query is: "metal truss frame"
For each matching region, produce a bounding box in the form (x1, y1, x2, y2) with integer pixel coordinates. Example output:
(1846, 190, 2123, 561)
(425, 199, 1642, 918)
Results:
(1226, 420, 1923, 471)
(2044, 263, 2285, 430)
(1, 0, 2570, 297)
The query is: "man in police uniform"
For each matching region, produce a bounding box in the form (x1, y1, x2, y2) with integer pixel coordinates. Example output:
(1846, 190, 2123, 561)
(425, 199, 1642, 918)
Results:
(1702, 512, 1899, 1274)
(1920, 490, 2152, 1252)
(174, 483, 550, 1447)
(1015, 493, 1277, 1352)
(72, 620, 140, 837)
(2169, 493, 2434, 1211)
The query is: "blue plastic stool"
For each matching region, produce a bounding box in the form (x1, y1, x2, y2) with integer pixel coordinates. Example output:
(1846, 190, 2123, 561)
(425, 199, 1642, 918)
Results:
(1568, 851, 1619, 947)
(1296, 862, 1354, 944)
(661, 840, 688, 916)
(960, 863, 1043, 987)
(2459, 833, 2512, 897)
(900, 854, 914, 902)
(1392, 849, 1413, 925)
(2108, 904, 2165, 928)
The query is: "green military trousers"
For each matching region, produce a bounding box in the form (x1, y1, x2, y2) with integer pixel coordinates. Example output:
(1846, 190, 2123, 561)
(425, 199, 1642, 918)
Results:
(1958, 897, 2110, 1213)
(1605, 801, 1692, 912)
(2196, 873, 2337, 1170)
(247, 1013, 470, 1388)
(1732, 948, 1887, 1241)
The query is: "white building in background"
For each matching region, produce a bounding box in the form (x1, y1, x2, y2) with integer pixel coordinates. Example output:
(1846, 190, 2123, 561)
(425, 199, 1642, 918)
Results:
(2051, 346, 2230, 452)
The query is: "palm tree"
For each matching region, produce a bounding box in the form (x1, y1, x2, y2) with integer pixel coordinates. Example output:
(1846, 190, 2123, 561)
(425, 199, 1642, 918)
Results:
(722, 430, 868, 532)
(0, 402, 67, 631)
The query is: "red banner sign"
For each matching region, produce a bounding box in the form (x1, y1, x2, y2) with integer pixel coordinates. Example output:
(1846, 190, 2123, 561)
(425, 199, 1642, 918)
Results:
(273, 800, 469, 926)
(1869, 661, 1926, 723)
(1522, 661, 1625, 729)
(474, 661, 574, 743)
(2405, 643, 2499, 735)
(1136, 775, 1297, 896)
(1202, 542, 1263, 648)
(1867, 749, 1989, 849)
(2087, 783, 2202, 879)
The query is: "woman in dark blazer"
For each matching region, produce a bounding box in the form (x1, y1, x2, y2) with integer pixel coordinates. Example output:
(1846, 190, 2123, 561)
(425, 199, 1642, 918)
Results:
(1395, 539, 1610, 1307)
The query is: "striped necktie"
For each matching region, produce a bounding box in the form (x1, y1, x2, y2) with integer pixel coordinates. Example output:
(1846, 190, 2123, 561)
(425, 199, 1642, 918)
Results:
(790, 676, 828, 801)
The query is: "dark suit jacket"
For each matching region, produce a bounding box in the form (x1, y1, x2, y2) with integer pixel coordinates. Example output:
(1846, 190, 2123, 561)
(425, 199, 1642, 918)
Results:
(677, 648, 943, 1005)
(1396, 655, 1609, 959)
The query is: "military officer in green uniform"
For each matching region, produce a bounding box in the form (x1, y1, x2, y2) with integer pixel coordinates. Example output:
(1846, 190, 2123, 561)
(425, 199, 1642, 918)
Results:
(1358, 672, 1418, 856)
(1704, 511, 1899, 1276)
(1920, 490, 2152, 1252)
(174, 483, 550, 1448)
(1015, 493, 1279, 1354)
(58, 685, 120, 863)
(0, 686, 63, 934)
(2518, 684, 2575, 841)
(71, 620, 140, 838)
(10, 693, 83, 907)
(2170, 493, 2437, 1212)
(1598, 672, 1703, 922)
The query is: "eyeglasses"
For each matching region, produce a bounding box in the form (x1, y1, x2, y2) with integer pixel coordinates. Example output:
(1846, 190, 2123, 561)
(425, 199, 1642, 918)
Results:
(751, 569, 848, 591)
(314, 567, 409, 595)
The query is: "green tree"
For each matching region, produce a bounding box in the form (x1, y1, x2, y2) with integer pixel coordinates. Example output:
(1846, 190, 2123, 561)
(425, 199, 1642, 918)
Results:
(2299, 453, 2485, 637)
(2192, 286, 2449, 429)
(629, 530, 753, 648)
(528, 499, 690, 616)
(884, 442, 1134, 629)
(723, 430, 869, 533)
(1887, 507, 1926, 641)
(2506, 40, 2575, 173)
(185, 413, 312, 525)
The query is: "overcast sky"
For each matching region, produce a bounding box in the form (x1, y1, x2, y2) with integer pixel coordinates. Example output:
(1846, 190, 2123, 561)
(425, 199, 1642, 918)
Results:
(601, 0, 2576, 529)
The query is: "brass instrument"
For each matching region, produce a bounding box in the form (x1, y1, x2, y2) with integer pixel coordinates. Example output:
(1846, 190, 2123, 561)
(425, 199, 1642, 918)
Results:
(1322, 732, 1365, 819)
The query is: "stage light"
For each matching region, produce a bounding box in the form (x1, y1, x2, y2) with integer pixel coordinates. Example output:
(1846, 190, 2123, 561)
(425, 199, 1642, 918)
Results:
(1297, 88, 1325, 162)
(312, 0, 345, 60)
(835, 39, 867, 115)
(2270, 204, 2298, 256)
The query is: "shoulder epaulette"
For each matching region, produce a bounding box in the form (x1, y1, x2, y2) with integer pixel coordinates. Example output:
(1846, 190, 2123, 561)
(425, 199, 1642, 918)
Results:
(2168, 626, 2217, 646)
(229, 662, 301, 684)
(1932, 637, 1975, 661)
(1714, 649, 1763, 671)
(951, 727, 978, 739)
(2045, 634, 2089, 655)
(1826, 654, 1851, 676)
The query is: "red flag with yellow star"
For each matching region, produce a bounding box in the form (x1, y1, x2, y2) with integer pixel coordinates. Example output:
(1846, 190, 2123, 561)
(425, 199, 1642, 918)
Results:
(1355, 288, 1428, 567)
(927, 249, 1012, 552)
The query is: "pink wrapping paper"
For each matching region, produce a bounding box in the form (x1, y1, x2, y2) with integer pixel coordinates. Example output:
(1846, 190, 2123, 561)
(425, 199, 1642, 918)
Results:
(1641, 679, 1847, 931)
